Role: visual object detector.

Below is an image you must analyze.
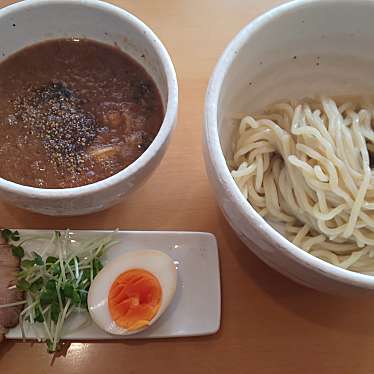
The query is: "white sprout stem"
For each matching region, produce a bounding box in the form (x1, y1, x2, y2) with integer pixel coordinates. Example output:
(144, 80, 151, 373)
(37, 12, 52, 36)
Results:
(74, 257, 80, 280)
(66, 262, 75, 280)
(0, 300, 27, 309)
(62, 229, 70, 259)
(20, 315, 26, 342)
(56, 277, 64, 311)
(27, 274, 43, 284)
(40, 233, 57, 258)
(38, 305, 53, 342)
(50, 319, 55, 341)
(58, 240, 67, 283)
(90, 261, 94, 283)
(52, 311, 63, 351)
(26, 293, 35, 325)
(65, 307, 75, 320)
(19, 235, 51, 248)
(42, 305, 51, 315)
(79, 265, 93, 270)
(53, 300, 71, 351)
(20, 300, 38, 316)
(76, 271, 84, 285)
(42, 322, 52, 341)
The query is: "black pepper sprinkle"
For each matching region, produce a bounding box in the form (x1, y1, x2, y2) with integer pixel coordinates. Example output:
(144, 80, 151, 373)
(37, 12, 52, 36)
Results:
(10, 81, 97, 176)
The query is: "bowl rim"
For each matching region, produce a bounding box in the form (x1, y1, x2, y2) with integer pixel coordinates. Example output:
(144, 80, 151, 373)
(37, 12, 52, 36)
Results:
(0, 0, 178, 198)
(204, 0, 374, 288)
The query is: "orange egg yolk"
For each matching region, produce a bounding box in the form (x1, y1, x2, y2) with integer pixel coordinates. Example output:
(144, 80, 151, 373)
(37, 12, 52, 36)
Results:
(108, 269, 162, 331)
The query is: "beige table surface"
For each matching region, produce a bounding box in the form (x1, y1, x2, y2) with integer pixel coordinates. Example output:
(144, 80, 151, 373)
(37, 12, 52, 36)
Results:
(1, 0, 374, 373)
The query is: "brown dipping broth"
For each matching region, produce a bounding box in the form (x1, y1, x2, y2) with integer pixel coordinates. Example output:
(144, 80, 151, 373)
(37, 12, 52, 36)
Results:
(0, 39, 164, 188)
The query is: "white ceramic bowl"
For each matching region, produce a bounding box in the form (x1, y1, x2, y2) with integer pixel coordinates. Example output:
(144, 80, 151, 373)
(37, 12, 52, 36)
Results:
(0, 0, 178, 216)
(204, 0, 374, 295)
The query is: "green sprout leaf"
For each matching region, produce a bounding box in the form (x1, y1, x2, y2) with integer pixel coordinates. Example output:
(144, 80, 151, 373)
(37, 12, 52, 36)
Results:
(1, 229, 12, 241)
(21, 259, 35, 269)
(33, 252, 44, 266)
(50, 262, 61, 276)
(62, 283, 74, 298)
(80, 290, 88, 308)
(16, 279, 30, 291)
(81, 269, 90, 282)
(46, 256, 58, 265)
(71, 290, 81, 306)
(46, 280, 56, 291)
(51, 302, 60, 323)
(40, 289, 56, 306)
(93, 258, 103, 277)
(11, 230, 20, 241)
(62, 282, 81, 306)
(30, 278, 44, 293)
(35, 308, 44, 323)
(11, 245, 24, 258)
(2, 229, 20, 242)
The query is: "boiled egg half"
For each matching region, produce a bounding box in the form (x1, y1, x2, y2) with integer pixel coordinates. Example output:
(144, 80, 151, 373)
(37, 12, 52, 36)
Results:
(88, 250, 177, 335)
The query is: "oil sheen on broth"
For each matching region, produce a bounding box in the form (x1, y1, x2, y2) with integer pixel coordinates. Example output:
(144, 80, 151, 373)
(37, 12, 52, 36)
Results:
(0, 39, 164, 188)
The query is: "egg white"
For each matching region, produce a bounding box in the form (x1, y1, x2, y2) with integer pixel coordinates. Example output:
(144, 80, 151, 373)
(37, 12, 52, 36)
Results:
(88, 250, 177, 335)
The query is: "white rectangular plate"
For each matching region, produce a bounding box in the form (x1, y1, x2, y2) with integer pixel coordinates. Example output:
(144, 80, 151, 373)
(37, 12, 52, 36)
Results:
(6, 230, 221, 340)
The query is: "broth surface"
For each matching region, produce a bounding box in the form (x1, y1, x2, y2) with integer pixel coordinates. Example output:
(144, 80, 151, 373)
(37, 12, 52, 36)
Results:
(0, 39, 164, 188)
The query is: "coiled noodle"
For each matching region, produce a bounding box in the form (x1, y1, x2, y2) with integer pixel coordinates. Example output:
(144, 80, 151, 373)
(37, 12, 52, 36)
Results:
(231, 97, 374, 274)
